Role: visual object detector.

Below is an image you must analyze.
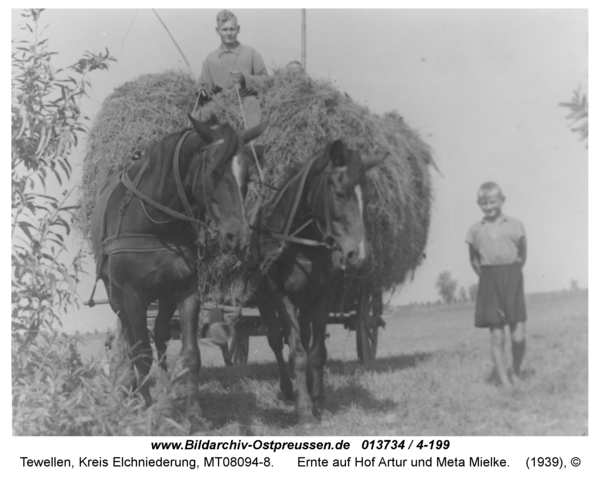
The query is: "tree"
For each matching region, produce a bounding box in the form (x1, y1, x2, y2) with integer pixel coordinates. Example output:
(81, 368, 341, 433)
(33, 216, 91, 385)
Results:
(560, 86, 588, 148)
(435, 271, 458, 304)
(468, 283, 478, 303)
(12, 9, 114, 350)
(458, 286, 468, 303)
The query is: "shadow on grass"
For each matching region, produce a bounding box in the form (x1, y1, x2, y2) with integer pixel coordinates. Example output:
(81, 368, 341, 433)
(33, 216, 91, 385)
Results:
(168, 351, 435, 431)
(187, 363, 300, 431)
(323, 352, 433, 416)
(199, 389, 298, 431)
(326, 351, 433, 375)
(325, 380, 397, 415)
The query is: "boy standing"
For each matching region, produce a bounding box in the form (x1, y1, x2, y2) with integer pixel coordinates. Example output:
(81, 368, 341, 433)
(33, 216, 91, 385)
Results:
(197, 9, 267, 127)
(466, 182, 527, 389)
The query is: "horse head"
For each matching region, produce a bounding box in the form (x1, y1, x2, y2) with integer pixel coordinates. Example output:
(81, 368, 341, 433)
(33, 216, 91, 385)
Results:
(309, 140, 385, 270)
(188, 115, 267, 254)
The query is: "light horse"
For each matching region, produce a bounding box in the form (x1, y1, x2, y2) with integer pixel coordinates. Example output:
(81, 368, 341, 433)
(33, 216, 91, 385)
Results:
(90, 115, 266, 432)
(248, 140, 383, 424)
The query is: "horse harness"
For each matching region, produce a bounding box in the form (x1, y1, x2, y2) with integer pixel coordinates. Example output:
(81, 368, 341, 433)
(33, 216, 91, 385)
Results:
(88, 130, 224, 305)
(243, 152, 347, 298)
(255, 151, 343, 249)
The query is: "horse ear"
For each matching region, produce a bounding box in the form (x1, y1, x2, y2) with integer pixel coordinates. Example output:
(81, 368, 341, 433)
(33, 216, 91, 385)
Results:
(363, 151, 389, 171)
(242, 120, 268, 144)
(188, 114, 217, 144)
(329, 139, 347, 167)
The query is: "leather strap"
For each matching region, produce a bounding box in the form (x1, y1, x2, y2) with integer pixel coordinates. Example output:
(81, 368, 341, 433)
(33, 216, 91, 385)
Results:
(250, 222, 327, 248)
(121, 170, 207, 226)
(172, 130, 204, 241)
(258, 152, 336, 249)
(101, 234, 194, 255)
(119, 130, 215, 228)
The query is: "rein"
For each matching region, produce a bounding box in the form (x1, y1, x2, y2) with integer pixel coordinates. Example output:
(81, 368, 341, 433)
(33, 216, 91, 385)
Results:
(239, 153, 343, 305)
(255, 154, 343, 249)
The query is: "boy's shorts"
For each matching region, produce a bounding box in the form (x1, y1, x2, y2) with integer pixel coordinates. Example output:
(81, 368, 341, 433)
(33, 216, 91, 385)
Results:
(475, 263, 527, 328)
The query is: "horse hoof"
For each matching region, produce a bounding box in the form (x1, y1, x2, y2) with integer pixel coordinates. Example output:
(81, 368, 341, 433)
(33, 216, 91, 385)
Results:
(298, 417, 319, 430)
(312, 406, 323, 420)
(298, 407, 320, 427)
(189, 419, 210, 435)
(279, 387, 295, 402)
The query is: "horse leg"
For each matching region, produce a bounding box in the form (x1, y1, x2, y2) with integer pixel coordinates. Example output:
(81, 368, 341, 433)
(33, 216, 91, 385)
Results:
(155, 298, 177, 371)
(121, 284, 153, 408)
(278, 295, 314, 425)
(176, 289, 206, 434)
(104, 280, 137, 391)
(307, 298, 331, 414)
(151, 298, 178, 416)
(257, 291, 294, 400)
(298, 312, 314, 395)
(219, 343, 233, 367)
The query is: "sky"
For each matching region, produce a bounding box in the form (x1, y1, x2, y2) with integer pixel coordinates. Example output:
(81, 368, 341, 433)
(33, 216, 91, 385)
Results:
(10, 7, 589, 333)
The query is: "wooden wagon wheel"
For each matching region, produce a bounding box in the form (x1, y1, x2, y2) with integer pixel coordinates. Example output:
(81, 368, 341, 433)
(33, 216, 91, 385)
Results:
(356, 287, 383, 362)
(229, 332, 250, 365)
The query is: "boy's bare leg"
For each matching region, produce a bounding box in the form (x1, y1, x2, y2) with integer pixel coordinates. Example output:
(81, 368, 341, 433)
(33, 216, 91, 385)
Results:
(510, 322, 526, 378)
(490, 326, 512, 389)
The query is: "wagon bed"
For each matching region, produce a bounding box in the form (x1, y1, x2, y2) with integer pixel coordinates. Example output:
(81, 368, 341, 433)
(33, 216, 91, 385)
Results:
(90, 287, 384, 365)
(148, 286, 384, 365)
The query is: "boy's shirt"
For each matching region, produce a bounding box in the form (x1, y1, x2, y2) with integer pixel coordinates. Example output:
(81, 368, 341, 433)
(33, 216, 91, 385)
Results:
(466, 214, 526, 265)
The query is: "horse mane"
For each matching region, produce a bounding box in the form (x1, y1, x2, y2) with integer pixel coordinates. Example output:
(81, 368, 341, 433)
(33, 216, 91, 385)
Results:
(262, 144, 331, 232)
(281, 140, 363, 189)
(281, 147, 328, 186)
(142, 123, 239, 179)
(143, 130, 183, 175)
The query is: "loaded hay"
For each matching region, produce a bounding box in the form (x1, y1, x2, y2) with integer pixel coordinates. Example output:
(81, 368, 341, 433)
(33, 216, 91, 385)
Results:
(78, 68, 434, 304)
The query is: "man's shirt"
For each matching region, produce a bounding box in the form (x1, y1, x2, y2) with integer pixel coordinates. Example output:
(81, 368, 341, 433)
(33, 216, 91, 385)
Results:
(199, 42, 267, 97)
(466, 215, 526, 265)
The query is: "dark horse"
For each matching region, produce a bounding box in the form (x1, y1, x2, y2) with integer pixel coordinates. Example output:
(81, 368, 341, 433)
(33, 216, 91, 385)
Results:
(248, 140, 383, 424)
(90, 115, 266, 432)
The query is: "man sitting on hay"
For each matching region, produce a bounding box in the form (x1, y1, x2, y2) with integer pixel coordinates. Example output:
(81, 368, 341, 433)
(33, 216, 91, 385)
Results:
(196, 9, 267, 129)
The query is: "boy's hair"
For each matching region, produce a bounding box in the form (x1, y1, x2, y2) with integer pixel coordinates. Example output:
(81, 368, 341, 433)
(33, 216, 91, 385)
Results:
(478, 181, 504, 199)
(216, 9, 237, 26)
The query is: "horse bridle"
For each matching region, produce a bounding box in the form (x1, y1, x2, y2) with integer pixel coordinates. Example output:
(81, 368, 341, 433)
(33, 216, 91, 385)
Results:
(255, 153, 346, 250)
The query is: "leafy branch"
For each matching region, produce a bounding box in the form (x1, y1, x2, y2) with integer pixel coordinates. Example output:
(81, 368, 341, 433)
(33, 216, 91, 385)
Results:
(11, 8, 115, 350)
(560, 86, 588, 148)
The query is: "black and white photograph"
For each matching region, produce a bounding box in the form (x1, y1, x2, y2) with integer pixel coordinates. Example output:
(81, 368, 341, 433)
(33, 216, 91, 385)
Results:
(9, 5, 593, 472)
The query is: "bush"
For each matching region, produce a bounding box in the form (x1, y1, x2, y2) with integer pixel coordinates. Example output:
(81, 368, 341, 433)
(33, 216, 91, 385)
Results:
(12, 9, 122, 435)
(12, 8, 114, 347)
(435, 271, 458, 304)
(12, 331, 147, 435)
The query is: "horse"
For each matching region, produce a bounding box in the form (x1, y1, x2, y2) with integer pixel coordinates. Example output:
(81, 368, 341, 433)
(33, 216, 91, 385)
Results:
(247, 139, 383, 425)
(90, 115, 267, 432)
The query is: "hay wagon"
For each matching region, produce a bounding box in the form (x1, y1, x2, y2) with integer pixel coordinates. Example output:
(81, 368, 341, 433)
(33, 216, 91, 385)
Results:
(144, 281, 384, 365)
(81, 69, 433, 368)
(91, 282, 383, 365)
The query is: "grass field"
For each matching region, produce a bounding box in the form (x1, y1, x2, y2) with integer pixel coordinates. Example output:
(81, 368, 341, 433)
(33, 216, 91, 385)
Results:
(76, 291, 587, 436)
